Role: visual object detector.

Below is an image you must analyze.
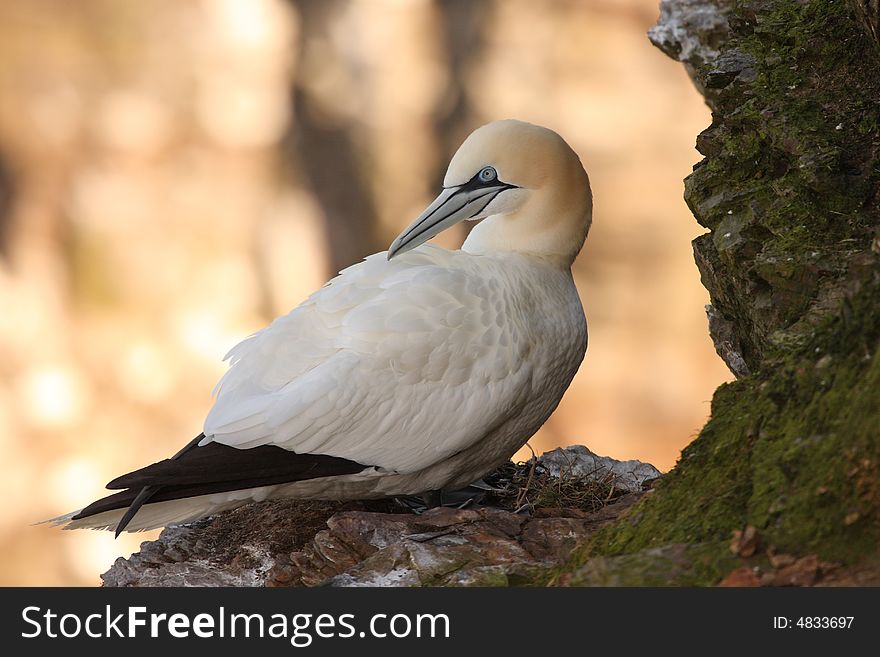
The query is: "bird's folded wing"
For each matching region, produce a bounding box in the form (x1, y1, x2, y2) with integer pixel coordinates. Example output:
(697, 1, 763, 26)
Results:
(105, 441, 368, 489)
(203, 246, 535, 474)
(72, 441, 370, 520)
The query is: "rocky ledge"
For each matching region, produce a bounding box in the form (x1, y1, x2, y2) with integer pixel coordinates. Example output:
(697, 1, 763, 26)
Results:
(101, 446, 659, 587)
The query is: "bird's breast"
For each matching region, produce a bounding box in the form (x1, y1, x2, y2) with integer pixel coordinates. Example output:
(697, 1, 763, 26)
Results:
(461, 255, 586, 388)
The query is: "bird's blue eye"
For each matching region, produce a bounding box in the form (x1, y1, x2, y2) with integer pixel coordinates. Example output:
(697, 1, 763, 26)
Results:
(478, 166, 497, 183)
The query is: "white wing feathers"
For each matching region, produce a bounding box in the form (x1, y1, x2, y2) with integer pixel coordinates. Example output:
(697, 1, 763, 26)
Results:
(203, 245, 535, 474)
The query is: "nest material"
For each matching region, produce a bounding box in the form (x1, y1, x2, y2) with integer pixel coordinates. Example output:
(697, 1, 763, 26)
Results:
(483, 458, 631, 514)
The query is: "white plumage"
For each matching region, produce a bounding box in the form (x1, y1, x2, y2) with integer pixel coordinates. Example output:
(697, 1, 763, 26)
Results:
(204, 246, 583, 473)
(55, 119, 593, 532)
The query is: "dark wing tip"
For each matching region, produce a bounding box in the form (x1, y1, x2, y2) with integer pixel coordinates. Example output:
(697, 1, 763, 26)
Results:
(74, 435, 372, 533)
(113, 486, 159, 537)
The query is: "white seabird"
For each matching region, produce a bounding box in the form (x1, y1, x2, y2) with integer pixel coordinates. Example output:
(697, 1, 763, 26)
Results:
(55, 119, 593, 534)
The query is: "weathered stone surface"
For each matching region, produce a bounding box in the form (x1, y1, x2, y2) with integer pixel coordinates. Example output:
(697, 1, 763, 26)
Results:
(537, 445, 661, 493)
(648, 0, 733, 69)
(648, 0, 735, 107)
(271, 498, 641, 587)
(705, 303, 750, 378)
(101, 499, 398, 587)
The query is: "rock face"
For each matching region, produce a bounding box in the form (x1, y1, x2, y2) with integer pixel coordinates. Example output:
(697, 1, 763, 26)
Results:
(654, 0, 879, 376)
(682, 1, 879, 374)
(268, 501, 640, 588)
(573, 0, 880, 585)
(102, 447, 653, 587)
(102, 500, 374, 587)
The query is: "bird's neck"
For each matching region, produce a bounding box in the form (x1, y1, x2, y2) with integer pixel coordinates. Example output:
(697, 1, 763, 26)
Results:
(462, 204, 590, 268)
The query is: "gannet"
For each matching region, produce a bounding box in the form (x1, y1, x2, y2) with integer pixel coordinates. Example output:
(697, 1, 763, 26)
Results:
(53, 119, 593, 534)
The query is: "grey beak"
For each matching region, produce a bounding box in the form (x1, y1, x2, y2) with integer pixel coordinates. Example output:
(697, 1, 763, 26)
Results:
(387, 182, 510, 260)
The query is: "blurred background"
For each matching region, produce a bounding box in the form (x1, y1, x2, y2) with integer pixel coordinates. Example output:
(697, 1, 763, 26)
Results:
(0, 0, 731, 586)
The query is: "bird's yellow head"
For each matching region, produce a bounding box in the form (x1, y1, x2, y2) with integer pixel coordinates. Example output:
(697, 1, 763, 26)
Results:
(388, 119, 592, 267)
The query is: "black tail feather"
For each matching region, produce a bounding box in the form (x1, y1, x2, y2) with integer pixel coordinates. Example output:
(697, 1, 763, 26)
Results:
(113, 485, 160, 537)
(71, 433, 371, 534)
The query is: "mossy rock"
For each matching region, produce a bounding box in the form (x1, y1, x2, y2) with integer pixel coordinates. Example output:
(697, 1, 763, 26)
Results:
(686, 0, 880, 371)
(560, 542, 739, 587)
(560, 0, 880, 586)
(585, 277, 879, 561)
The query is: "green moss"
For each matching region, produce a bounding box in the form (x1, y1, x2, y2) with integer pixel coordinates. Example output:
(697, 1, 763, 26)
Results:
(451, 567, 512, 587)
(583, 384, 761, 555)
(562, 272, 880, 584)
(577, 277, 880, 574)
(562, 542, 739, 587)
(685, 0, 880, 369)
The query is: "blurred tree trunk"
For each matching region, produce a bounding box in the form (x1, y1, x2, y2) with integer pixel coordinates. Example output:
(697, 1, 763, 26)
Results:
(0, 154, 12, 257)
(282, 0, 492, 272)
(432, 0, 488, 175)
(431, 0, 489, 244)
(284, 0, 381, 277)
(561, 0, 880, 585)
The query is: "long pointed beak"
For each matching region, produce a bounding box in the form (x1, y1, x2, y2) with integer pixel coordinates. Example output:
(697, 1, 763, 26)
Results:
(387, 183, 508, 260)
